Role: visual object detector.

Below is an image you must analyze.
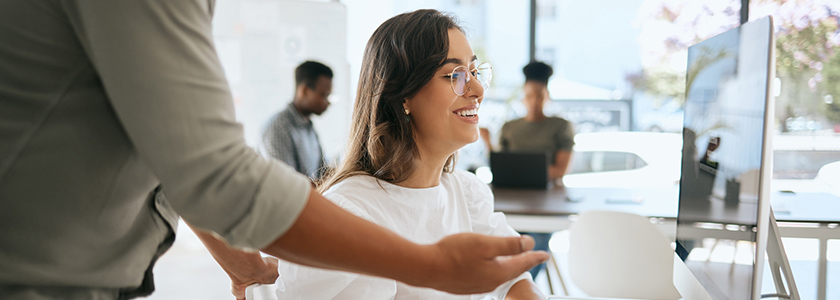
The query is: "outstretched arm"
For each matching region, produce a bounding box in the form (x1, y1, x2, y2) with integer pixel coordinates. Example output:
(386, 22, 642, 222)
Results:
(192, 187, 549, 297)
(261, 187, 549, 294)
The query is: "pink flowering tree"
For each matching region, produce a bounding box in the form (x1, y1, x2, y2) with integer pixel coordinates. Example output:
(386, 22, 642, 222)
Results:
(630, 0, 840, 128)
(752, 0, 840, 127)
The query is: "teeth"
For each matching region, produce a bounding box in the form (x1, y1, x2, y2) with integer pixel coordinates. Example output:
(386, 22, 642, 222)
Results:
(456, 109, 477, 117)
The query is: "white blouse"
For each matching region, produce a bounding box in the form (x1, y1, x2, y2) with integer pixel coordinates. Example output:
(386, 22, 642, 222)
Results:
(250, 170, 532, 300)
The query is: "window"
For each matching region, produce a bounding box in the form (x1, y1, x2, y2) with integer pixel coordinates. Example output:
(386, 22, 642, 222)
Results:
(536, 0, 741, 132)
(536, 46, 556, 66)
(748, 0, 840, 193)
(536, 0, 557, 19)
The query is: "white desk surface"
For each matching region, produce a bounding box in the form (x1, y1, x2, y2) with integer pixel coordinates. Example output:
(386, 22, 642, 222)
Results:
(493, 184, 840, 223)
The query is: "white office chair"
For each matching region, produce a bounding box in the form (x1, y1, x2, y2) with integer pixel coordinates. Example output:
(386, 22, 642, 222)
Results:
(568, 210, 681, 300)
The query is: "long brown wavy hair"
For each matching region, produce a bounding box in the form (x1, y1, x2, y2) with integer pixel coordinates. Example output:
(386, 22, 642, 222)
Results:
(319, 9, 462, 192)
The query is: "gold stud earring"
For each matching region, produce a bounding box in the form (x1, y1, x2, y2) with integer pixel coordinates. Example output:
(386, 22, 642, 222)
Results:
(404, 109, 410, 115)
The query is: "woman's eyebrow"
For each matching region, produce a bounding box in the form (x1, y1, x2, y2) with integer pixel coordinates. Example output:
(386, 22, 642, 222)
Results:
(441, 58, 463, 66)
(441, 55, 478, 66)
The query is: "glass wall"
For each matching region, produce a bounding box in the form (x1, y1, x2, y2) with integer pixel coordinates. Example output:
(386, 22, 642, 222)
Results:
(829, 239, 840, 299)
(534, 0, 741, 133)
(749, 0, 840, 186)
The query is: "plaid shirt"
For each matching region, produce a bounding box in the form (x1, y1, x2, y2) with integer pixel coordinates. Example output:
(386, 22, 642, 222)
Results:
(261, 103, 326, 179)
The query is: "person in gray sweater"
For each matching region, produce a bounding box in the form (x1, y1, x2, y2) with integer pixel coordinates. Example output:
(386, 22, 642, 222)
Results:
(0, 1, 547, 299)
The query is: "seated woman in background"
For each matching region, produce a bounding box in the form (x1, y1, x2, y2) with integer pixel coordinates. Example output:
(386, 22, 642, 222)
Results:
(479, 61, 575, 280)
(482, 61, 575, 182)
(251, 9, 544, 300)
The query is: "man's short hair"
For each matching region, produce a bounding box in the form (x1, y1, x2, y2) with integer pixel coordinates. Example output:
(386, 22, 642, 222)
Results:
(295, 61, 333, 89)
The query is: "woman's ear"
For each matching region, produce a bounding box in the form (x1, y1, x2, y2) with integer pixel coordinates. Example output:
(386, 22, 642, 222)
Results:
(402, 100, 411, 115)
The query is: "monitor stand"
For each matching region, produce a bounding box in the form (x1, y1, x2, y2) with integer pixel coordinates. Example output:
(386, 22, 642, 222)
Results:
(764, 209, 800, 300)
(674, 208, 800, 300)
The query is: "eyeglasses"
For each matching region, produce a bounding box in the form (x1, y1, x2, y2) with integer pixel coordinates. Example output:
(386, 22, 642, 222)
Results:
(444, 62, 492, 96)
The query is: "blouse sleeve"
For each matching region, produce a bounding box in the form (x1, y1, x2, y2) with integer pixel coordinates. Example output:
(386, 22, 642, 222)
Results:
(464, 171, 518, 238)
(461, 171, 533, 299)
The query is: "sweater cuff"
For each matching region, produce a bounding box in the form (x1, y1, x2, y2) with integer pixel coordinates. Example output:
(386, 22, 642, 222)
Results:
(223, 160, 311, 250)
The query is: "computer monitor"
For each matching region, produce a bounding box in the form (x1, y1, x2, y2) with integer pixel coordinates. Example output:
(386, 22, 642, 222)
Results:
(672, 16, 795, 300)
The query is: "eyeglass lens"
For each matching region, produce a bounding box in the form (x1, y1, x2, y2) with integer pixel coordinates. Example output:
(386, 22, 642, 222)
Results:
(450, 63, 492, 96)
(451, 67, 468, 96)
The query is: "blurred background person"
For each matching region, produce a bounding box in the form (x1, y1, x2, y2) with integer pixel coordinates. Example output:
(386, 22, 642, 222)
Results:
(482, 61, 575, 182)
(480, 61, 575, 280)
(262, 61, 332, 180)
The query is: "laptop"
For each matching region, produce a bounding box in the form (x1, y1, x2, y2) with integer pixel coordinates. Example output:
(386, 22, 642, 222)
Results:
(489, 152, 550, 189)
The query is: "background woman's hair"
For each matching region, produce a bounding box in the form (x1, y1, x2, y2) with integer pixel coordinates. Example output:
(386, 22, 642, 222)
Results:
(523, 61, 553, 85)
(318, 9, 463, 191)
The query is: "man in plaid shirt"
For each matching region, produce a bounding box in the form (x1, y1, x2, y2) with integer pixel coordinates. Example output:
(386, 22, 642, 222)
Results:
(261, 61, 332, 180)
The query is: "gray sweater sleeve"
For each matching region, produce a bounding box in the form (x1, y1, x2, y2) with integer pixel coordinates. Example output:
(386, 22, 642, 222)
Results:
(68, 0, 310, 250)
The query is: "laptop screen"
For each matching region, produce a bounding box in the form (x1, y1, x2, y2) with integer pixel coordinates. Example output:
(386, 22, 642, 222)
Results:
(489, 152, 550, 189)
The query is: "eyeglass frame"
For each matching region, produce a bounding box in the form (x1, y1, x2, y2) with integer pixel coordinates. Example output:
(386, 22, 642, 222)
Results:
(442, 62, 492, 96)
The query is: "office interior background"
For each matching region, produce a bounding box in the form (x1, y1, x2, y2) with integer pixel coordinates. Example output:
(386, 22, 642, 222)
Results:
(148, 0, 840, 299)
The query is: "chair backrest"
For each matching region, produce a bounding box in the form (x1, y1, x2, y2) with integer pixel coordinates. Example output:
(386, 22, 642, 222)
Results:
(568, 210, 681, 300)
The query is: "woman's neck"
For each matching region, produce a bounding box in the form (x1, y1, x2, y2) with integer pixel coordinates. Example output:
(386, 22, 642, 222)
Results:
(525, 112, 546, 122)
(397, 145, 450, 189)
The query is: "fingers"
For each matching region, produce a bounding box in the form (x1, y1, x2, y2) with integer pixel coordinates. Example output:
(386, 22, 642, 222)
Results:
(496, 251, 550, 277)
(518, 235, 535, 252)
(481, 235, 547, 281)
(429, 233, 549, 294)
(480, 235, 537, 257)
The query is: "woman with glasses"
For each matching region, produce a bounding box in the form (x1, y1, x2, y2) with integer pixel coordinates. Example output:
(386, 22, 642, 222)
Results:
(250, 9, 544, 300)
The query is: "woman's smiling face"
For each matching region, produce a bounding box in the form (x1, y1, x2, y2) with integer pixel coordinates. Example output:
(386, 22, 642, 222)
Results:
(404, 28, 484, 155)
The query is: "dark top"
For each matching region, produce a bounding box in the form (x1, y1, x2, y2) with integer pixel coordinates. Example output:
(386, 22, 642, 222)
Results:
(499, 117, 575, 164)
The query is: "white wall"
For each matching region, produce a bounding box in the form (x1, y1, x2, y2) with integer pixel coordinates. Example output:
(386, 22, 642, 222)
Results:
(212, 0, 351, 163)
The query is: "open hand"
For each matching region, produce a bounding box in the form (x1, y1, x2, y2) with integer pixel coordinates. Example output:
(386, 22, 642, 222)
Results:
(422, 233, 549, 294)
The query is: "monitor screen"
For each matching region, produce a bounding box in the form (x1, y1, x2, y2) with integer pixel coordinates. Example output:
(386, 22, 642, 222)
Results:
(675, 16, 774, 300)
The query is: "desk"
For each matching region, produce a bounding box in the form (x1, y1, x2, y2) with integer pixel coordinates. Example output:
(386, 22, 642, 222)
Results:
(493, 185, 840, 300)
(493, 185, 679, 234)
(492, 185, 840, 224)
(493, 185, 678, 217)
